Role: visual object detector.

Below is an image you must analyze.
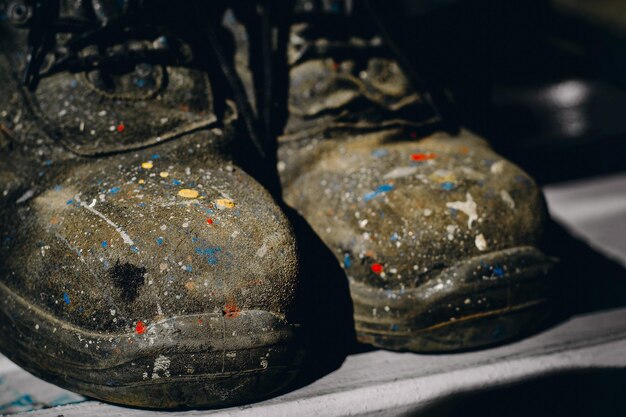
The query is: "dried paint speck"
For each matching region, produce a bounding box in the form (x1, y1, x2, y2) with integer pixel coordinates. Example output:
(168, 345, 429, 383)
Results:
(216, 198, 235, 209)
(178, 189, 199, 199)
(136, 321, 146, 335)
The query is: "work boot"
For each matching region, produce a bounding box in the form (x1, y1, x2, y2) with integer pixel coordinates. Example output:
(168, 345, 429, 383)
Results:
(277, 1, 557, 351)
(0, 0, 303, 408)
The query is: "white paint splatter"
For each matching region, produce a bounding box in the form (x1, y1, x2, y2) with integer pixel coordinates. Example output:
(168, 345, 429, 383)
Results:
(446, 224, 457, 241)
(491, 160, 505, 174)
(475, 234, 487, 251)
(16, 189, 35, 204)
(383, 166, 418, 179)
(151, 355, 171, 379)
(500, 190, 515, 209)
(446, 193, 478, 228)
(79, 198, 134, 246)
(256, 243, 268, 258)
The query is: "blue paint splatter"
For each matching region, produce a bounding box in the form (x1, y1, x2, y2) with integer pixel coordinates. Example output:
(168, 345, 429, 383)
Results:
(493, 266, 505, 277)
(137, 202, 146, 207)
(109, 187, 121, 194)
(101, 241, 108, 248)
(371, 148, 388, 158)
(0, 394, 35, 412)
(441, 182, 455, 191)
(130, 245, 139, 253)
(363, 184, 395, 202)
(44, 159, 53, 166)
(66, 199, 74, 205)
(390, 232, 400, 242)
(172, 179, 182, 186)
(63, 292, 71, 304)
(183, 265, 193, 272)
(53, 185, 63, 192)
(391, 324, 399, 331)
(343, 253, 352, 268)
(48, 393, 82, 407)
(156, 237, 164, 246)
(195, 246, 222, 265)
(151, 154, 160, 159)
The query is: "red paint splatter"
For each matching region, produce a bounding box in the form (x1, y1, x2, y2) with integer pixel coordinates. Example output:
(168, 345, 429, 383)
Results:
(411, 153, 436, 162)
(223, 303, 241, 319)
(197, 318, 203, 325)
(135, 320, 145, 335)
(371, 263, 384, 274)
(206, 218, 213, 225)
(116, 124, 125, 133)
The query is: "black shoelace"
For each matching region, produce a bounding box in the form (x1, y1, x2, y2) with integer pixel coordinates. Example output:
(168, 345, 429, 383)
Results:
(7, 0, 278, 157)
(5, 0, 288, 195)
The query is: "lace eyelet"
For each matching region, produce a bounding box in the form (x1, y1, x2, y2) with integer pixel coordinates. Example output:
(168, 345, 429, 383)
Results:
(7, 0, 33, 27)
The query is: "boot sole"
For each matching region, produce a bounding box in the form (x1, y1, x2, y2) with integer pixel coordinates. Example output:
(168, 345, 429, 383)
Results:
(351, 246, 556, 352)
(0, 281, 303, 408)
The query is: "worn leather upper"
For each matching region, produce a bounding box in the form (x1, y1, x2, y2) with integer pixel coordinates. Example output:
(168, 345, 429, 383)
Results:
(0, 1, 300, 333)
(278, 7, 547, 290)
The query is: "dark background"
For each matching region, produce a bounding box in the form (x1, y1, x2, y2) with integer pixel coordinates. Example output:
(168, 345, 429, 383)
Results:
(377, 0, 626, 186)
(375, 1, 626, 415)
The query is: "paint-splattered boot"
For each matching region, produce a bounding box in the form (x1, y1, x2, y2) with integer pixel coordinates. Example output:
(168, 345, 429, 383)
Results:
(0, 0, 305, 408)
(277, 1, 557, 351)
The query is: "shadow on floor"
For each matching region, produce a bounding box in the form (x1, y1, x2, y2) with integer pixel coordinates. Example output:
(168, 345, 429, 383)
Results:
(543, 217, 626, 322)
(406, 368, 626, 417)
(282, 205, 359, 391)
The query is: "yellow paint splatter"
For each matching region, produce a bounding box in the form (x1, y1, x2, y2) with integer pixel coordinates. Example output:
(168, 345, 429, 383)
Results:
(428, 170, 457, 183)
(138, 179, 145, 184)
(216, 198, 235, 209)
(141, 161, 153, 169)
(160, 172, 169, 178)
(178, 189, 199, 199)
